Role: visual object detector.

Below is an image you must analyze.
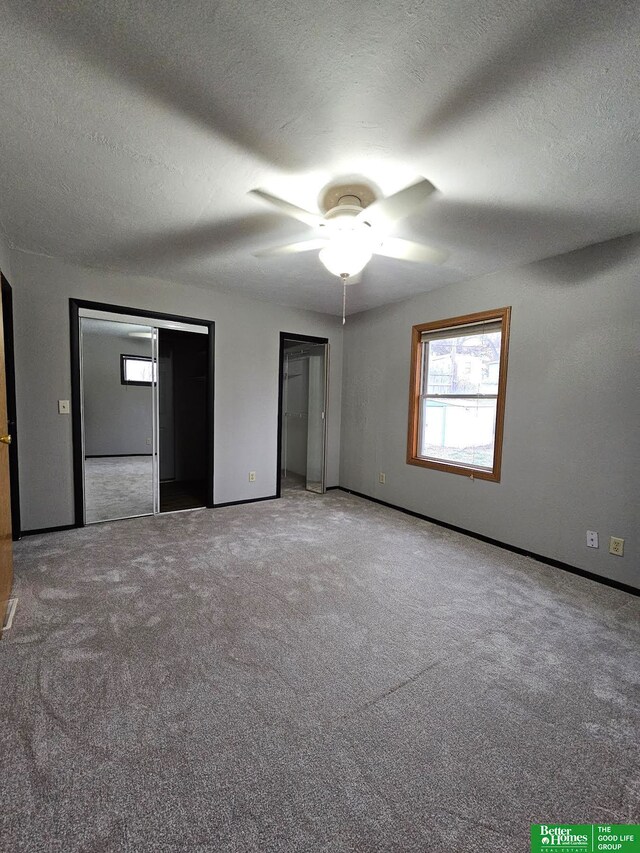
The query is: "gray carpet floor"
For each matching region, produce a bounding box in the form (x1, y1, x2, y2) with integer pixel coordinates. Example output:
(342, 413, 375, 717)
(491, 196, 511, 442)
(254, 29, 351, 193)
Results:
(1, 486, 639, 852)
(85, 456, 154, 523)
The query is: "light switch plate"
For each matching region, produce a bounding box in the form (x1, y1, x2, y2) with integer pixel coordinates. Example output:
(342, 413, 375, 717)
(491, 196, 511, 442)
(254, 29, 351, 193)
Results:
(58, 400, 70, 414)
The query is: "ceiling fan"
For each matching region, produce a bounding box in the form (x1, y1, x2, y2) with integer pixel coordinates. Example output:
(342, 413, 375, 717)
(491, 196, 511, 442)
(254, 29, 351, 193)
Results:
(249, 178, 448, 317)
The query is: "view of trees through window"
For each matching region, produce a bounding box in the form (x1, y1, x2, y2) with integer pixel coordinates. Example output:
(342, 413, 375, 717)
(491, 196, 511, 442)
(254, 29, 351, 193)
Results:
(420, 328, 502, 470)
(408, 307, 510, 481)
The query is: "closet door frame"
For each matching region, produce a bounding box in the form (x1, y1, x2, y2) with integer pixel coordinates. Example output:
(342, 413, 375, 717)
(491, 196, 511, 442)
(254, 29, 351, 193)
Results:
(70, 299, 215, 528)
(276, 332, 329, 499)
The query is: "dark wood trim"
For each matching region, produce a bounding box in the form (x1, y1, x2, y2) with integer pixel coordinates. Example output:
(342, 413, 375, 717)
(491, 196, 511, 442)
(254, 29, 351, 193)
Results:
(21, 524, 77, 537)
(206, 320, 215, 511)
(1, 276, 21, 540)
(70, 299, 215, 526)
(407, 306, 511, 483)
(276, 332, 329, 499)
(276, 337, 286, 499)
(337, 487, 639, 597)
(70, 301, 83, 527)
(70, 299, 215, 327)
(85, 453, 153, 458)
(214, 495, 277, 509)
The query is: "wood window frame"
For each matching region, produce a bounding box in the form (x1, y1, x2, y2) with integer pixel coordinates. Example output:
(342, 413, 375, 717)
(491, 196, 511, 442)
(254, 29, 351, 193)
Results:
(407, 306, 511, 482)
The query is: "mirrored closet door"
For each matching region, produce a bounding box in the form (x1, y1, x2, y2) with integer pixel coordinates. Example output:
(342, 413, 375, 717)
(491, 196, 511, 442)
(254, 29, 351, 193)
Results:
(80, 317, 158, 523)
(305, 343, 328, 493)
(77, 308, 211, 524)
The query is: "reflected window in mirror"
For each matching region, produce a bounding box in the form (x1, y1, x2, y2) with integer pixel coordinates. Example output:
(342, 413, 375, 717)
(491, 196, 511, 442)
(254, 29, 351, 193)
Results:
(120, 354, 155, 386)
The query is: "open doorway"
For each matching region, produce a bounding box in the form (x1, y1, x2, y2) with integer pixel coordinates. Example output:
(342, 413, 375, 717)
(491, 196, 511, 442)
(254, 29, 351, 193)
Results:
(158, 328, 208, 512)
(277, 333, 329, 497)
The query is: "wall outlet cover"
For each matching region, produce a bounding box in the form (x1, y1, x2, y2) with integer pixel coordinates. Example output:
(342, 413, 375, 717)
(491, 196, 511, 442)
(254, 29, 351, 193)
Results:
(249, 471, 256, 482)
(609, 536, 624, 557)
(586, 530, 599, 548)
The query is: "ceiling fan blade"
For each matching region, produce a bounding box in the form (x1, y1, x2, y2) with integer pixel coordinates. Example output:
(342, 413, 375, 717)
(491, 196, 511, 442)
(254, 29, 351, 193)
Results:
(249, 189, 323, 228)
(254, 238, 328, 258)
(357, 178, 437, 231)
(374, 237, 448, 265)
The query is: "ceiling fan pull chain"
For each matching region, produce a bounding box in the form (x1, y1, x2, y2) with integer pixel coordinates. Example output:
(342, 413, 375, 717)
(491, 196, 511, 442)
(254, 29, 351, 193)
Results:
(342, 277, 347, 325)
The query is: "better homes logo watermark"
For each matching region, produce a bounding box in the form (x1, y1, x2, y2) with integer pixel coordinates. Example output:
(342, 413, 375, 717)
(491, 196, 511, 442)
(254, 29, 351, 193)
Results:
(535, 825, 590, 850)
(531, 825, 640, 853)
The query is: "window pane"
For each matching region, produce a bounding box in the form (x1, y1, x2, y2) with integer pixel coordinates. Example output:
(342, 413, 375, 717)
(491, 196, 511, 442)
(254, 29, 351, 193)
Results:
(424, 330, 501, 396)
(420, 397, 497, 469)
(124, 357, 154, 384)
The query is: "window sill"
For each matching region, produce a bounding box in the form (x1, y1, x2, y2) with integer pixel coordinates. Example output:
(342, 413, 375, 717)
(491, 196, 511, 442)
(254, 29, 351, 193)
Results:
(406, 454, 501, 482)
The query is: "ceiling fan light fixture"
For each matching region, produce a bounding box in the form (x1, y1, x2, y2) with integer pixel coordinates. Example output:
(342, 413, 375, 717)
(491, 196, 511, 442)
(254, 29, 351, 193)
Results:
(318, 233, 373, 279)
(251, 177, 443, 285)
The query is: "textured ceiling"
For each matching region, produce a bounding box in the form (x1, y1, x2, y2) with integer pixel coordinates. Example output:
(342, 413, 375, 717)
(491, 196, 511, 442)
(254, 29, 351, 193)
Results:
(0, 0, 638, 315)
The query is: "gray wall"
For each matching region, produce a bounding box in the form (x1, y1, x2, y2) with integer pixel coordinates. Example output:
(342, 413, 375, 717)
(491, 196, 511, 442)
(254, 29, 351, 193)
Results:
(340, 234, 640, 588)
(82, 328, 152, 456)
(0, 234, 12, 281)
(9, 250, 343, 530)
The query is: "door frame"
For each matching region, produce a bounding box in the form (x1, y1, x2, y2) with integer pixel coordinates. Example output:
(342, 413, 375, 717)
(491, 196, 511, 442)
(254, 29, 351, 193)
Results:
(1, 275, 20, 540)
(70, 299, 215, 527)
(276, 332, 329, 499)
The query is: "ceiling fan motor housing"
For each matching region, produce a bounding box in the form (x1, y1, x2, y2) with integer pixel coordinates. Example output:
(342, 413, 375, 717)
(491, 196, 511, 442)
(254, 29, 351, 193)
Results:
(322, 202, 365, 228)
(319, 182, 377, 214)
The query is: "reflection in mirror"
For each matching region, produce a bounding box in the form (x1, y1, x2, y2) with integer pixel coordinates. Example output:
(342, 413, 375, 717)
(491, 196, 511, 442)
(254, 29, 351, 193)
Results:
(305, 344, 327, 494)
(81, 318, 155, 523)
(281, 342, 309, 493)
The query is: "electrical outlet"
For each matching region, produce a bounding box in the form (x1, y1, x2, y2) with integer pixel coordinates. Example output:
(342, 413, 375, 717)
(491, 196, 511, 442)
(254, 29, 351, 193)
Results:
(586, 530, 599, 548)
(146, 437, 151, 445)
(378, 472, 386, 484)
(58, 400, 70, 414)
(609, 536, 624, 557)
(249, 471, 256, 482)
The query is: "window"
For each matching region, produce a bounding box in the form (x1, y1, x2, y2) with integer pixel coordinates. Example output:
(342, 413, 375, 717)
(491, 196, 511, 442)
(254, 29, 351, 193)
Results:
(407, 307, 511, 481)
(120, 354, 155, 386)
